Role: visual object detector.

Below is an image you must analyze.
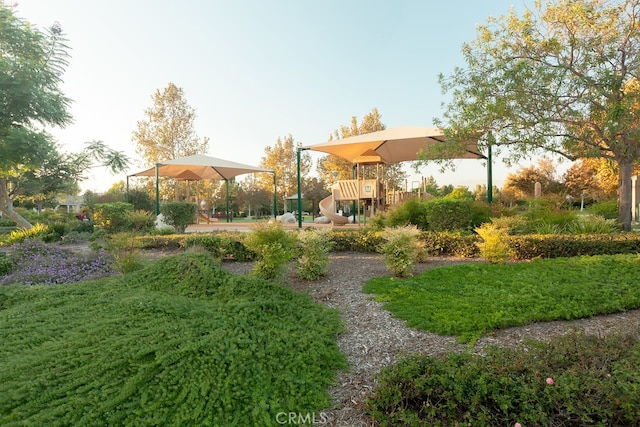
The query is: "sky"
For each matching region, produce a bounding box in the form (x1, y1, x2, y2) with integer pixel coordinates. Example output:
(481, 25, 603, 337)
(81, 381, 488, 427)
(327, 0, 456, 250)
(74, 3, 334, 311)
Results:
(12, 0, 561, 194)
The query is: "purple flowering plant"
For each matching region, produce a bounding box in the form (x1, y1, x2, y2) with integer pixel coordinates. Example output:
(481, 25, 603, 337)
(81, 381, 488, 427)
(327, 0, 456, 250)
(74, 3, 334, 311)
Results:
(1, 239, 116, 285)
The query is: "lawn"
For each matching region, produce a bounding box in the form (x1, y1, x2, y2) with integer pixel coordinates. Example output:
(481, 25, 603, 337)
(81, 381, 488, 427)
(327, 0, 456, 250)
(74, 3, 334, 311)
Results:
(364, 254, 640, 343)
(0, 252, 346, 426)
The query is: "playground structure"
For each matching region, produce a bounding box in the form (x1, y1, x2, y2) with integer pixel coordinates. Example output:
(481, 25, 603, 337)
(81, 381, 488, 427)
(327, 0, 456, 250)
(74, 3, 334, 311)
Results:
(320, 179, 380, 225)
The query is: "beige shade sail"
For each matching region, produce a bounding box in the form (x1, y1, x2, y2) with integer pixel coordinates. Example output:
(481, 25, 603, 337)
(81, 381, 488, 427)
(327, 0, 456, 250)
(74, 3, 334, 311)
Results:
(129, 154, 273, 180)
(303, 126, 486, 163)
(128, 154, 275, 217)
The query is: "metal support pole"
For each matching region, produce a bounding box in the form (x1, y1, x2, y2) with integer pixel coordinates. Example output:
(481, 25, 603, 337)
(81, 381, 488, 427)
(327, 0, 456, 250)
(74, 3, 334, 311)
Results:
(225, 179, 230, 223)
(296, 147, 309, 228)
(155, 163, 160, 215)
(272, 173, 277, 219)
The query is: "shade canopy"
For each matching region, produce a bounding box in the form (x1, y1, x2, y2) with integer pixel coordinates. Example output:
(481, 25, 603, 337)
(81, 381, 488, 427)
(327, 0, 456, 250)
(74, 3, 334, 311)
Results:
(303, 126, 486, 164)
(130, 154, 273, 180)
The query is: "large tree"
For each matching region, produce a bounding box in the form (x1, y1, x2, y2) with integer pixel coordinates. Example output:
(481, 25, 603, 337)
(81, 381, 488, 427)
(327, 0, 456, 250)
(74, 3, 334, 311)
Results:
(132, 82, 209, 201)
(1, 6, 129, 227)
(436, 0, 640, 230)
(259, 134, 311, 213)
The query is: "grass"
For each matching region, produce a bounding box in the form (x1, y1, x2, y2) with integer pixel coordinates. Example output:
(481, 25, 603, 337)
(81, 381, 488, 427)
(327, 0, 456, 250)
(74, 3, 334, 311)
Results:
(364, 254, 640, 343)
(0, 252, 346, 426)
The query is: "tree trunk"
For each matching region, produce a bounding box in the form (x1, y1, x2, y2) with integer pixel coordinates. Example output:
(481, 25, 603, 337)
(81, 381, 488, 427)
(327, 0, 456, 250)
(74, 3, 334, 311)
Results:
(618, 159, 633, 231)
(0, 178, 33, 229)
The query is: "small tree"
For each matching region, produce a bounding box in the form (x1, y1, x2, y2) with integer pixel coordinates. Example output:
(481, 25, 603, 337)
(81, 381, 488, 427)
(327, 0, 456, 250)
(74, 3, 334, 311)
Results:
(160, 202, 197, 233)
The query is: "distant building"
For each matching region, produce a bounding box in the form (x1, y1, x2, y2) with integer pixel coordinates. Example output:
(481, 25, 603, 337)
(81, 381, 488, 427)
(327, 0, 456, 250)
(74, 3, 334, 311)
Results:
(56, 195, 84, 213)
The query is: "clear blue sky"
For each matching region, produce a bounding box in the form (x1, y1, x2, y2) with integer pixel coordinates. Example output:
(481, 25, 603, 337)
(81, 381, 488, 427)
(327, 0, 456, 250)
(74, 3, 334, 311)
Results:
(14, 0, 556, 193)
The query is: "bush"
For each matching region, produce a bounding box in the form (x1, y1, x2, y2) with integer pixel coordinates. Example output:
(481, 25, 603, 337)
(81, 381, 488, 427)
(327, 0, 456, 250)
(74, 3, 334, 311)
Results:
(295, 228, 334, 280)
(4, 223, 51, 245)
(0, 252, 14, 276)
(420, 231, 480, 257)
(160, 202, 197, 233)
(106, 232, 145, 274)
(243, 222, 297, 280)
(588, 200, 618, 219)
(367, 332, 640, 426)
(423, 198, 489, 232)
(475, 222, 513, 263)
(379, 225, 424, 277)
(93, 202, 134, 233)
(126, 210, 156, 233)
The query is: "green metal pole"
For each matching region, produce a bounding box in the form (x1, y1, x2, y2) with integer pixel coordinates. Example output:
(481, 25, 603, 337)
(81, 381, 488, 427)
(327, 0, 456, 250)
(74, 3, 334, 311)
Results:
(272, 173, 277, 219)
(225, 179, 230, 223)
(296, 148, 308, 228)
(155, 163, 160, 215)
(126, 176, 130, 204)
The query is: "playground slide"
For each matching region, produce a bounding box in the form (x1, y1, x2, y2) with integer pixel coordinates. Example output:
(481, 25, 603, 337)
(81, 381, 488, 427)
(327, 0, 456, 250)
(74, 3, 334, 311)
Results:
(319, 195, 348, 226)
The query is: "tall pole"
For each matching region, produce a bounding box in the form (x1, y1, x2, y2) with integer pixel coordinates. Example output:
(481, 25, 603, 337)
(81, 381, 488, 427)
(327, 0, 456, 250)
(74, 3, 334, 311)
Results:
(272, 173, 277, 219)
(155, 163, 160, 215)
(225, 179, 230, 223)
(296, 147, 308, 228)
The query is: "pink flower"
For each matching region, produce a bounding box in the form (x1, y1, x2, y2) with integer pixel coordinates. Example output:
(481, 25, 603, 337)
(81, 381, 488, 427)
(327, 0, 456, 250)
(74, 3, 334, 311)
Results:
(546, 377, 554, 385)
(515, 423, 522, 427)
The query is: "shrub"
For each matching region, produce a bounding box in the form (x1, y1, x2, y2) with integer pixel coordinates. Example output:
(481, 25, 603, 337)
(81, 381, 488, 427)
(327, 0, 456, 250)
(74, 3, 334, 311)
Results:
(367, 332, 640, 426)
(567, 214, 620, 234)
(379, 225, 424, 277)
(4, 223, 51, 245)
(420, 231, 480, 257)
(243, 221, 297, 281)
(106, 232, 145, 274)
(0, 252, 14, 276)
(382, 199, 429, 230)
(160, 202, 197, 233)
(588, 200, 618, 219)
(423, 198, 486, 232)
(93, 202, 134, 233)
(295, 228, 334, 280)
(126, 209, 156, 233)
(475, 222, 513, 263)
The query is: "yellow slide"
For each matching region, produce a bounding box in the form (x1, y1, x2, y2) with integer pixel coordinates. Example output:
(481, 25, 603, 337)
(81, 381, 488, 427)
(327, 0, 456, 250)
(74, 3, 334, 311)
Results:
(319, 195, 348, 226)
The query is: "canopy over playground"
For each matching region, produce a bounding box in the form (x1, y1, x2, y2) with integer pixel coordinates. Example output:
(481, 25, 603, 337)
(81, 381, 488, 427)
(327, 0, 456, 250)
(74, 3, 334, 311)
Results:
(296, 126, 489, 227)
(128, 154, 275, 220)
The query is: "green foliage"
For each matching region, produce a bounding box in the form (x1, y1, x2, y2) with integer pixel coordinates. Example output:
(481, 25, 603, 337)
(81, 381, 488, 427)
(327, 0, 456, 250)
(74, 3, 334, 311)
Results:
(379, 225, 424, 277)
(420, 231, 480, 258)
(0, 252, 14, 276)
(364, 254, 640, 343)
(295, 228, 334, 280)
(328, 229, 383, 252)
(588, 200, 619, 219)
(509, 233, 640, 260)
(4, 223, 51, 245)
(160, 202, 197, 233)
(126, 209, 156, 233)
(475, 222, 513, 263)
(183, 233, 255, 262)
(367, 332, 640, 426)
(244, 222, 297, 280)
(0, 252, 346, 425)
(566, 214, 620, 234)
(93, 202, 134, 233)
(423, 198, 490, 232)
(376, 199, 429, 230)
(106, 232, 145, 274)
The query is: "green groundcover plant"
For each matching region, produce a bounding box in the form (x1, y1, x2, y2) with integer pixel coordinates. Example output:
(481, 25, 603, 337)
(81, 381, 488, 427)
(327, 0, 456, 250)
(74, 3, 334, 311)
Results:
(367, 331, 640, 426)
(0, 253, 346, 426)
(364, 254, 640, 343)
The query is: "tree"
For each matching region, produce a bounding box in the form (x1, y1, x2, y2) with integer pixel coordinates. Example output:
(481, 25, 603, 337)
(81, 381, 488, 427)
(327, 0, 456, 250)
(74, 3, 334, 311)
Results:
(259, 134, 311, 213)
(238, 175, 272, 218)
(503, 158, 565, 199)
(0, 9, 128, 227)
(437, 0, 640, 230)
(301, 177, 330, 217)
(132, 82, 209, 201)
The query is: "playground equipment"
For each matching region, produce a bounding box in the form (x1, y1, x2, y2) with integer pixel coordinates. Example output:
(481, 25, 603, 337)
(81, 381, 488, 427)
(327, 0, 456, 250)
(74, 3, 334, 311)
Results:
(319, 179, 383, 226)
